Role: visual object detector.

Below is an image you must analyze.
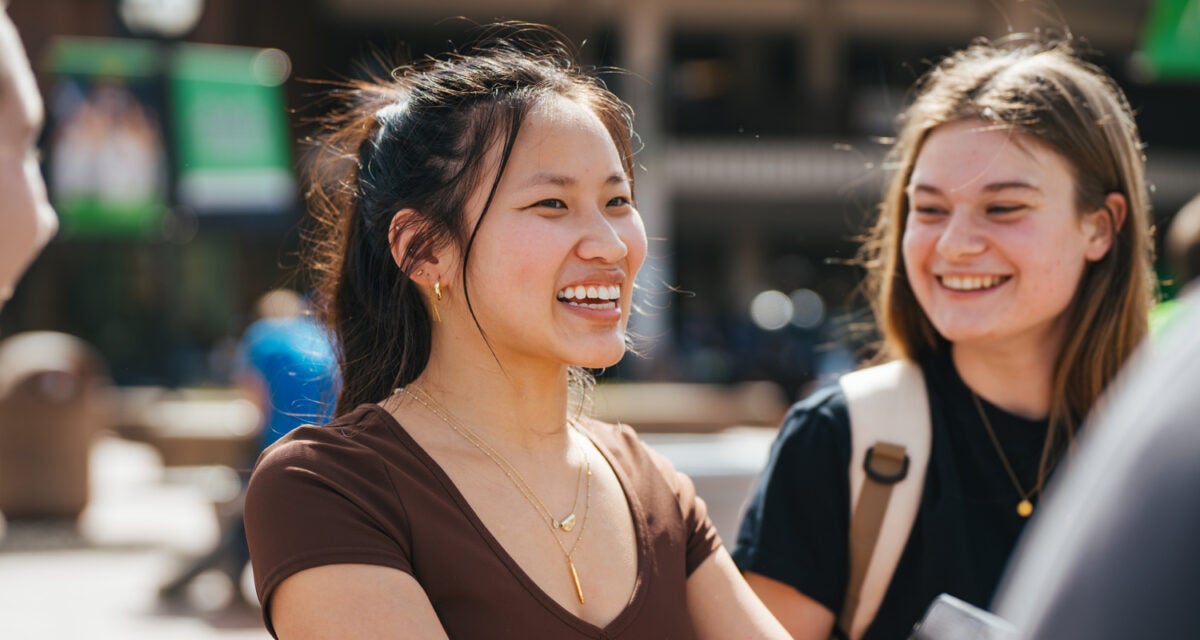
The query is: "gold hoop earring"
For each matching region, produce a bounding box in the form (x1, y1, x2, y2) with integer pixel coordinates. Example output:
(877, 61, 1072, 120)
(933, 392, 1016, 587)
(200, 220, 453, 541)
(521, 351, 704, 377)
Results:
(431, 280, 443, 323)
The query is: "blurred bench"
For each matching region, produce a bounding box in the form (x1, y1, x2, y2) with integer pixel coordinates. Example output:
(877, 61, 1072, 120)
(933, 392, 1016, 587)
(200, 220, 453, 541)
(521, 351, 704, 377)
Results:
(590, 381, 789, 543)
(109, 387, 259, 468)
(590, 380, 788, 433)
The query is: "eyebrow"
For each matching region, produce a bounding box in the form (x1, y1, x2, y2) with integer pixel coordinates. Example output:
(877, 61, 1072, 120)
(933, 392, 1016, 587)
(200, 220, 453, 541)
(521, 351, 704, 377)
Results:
(519, 172, 628, 189)
(910, 181, 1043, 196)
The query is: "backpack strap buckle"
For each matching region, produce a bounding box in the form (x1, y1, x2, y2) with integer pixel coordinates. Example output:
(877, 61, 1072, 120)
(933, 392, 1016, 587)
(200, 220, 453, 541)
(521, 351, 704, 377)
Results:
(864, 442, 910, 485)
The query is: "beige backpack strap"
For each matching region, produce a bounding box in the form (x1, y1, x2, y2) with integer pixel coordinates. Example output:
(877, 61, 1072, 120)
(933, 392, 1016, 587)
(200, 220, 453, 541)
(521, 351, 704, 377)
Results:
(837, 360, 932, 640)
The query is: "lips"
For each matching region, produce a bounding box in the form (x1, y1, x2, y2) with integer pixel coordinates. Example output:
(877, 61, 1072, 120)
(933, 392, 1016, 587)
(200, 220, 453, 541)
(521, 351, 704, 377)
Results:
(938, 274, 1011, 291)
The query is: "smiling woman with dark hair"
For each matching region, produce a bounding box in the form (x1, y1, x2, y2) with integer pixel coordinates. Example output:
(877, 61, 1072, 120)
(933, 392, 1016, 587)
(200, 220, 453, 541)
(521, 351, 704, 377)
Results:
(243, 26, 788, 640)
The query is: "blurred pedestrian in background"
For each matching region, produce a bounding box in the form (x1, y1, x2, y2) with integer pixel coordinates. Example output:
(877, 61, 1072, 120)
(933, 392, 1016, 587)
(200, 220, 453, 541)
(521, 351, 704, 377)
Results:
(1150, 194, 1200, 334)
(160, 287, 338, 605)
(0, 6, 57, 312)
(244, 25, 789, 639)
(734, 36, 1155, 640)
(1165, 194, 1200, 291)
(236, 289, 341, 451)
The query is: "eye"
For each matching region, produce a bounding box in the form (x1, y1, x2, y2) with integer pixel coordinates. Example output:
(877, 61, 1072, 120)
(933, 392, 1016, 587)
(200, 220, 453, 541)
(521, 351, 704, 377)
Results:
(912, 205, 948, 216)
(986, 204, 1026, 216)
(534, 198, 568, 210)
(606, 195, 632, 208)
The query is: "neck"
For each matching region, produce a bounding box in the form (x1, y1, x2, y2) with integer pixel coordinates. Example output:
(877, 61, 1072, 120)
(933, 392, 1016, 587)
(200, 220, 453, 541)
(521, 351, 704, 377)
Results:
(951, 341, 1057, 420)
(412, 334, 574, 450)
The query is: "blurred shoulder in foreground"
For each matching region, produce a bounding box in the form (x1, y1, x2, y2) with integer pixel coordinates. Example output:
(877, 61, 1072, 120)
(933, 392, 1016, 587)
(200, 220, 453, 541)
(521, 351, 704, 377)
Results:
(994, 288, 1200, 639)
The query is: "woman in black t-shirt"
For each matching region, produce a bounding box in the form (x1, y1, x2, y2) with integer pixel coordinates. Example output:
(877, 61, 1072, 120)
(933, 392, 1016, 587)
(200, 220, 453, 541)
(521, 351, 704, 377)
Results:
(734, 38, 1156, 640)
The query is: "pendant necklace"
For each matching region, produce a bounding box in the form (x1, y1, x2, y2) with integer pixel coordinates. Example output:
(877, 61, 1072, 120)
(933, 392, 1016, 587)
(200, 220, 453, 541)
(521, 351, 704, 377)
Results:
(397, 383, 593, 603)
(970, 392, 1041, 518)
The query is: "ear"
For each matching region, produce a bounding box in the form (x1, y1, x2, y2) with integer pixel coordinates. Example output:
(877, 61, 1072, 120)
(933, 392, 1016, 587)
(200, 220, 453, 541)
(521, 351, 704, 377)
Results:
(387, 209, 441, 286)
(1082, 192, 1127, 262)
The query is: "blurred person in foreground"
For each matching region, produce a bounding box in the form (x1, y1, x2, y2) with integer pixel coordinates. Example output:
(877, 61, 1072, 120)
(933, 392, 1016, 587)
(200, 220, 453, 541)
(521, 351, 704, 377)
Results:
(244, 25, 789, 639)
(160, 288, 339, 603)
(734, 37, 1155, 640)
(0, 6, 58, 311)
(992, 271, 1200, 639)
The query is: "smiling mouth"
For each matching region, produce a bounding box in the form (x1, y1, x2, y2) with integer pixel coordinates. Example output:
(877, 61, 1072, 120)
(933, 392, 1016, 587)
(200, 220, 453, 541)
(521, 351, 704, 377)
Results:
(938, 275, 1011, 291)
(556, 284, 621, 310)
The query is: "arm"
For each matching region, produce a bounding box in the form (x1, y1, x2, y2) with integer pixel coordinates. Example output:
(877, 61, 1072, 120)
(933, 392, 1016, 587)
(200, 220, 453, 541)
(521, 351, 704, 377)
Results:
(687, 548, 790, 640)
(744, 570, 836, 640)
(731, 388, 854, 639)
(270, 564, 449, 640)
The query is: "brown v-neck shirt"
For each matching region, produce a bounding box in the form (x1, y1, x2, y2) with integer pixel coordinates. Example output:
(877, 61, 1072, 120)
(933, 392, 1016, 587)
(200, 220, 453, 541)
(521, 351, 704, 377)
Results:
(245, 404, 721, 639)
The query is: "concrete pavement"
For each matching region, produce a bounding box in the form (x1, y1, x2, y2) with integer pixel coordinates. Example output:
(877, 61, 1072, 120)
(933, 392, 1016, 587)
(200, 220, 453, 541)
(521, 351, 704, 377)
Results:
(0, 426, 777, 639)
(0, 436, 269, 640)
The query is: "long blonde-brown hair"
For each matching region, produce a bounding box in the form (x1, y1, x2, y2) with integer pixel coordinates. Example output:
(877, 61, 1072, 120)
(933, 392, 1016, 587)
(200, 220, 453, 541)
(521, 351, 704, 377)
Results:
(862, 37, 1155, 460)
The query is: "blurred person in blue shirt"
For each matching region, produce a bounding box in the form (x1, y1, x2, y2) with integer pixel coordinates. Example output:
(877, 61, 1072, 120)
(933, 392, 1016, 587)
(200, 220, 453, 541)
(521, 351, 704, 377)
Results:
(238, 289, 340, 450)
(160, 288, 338, 606)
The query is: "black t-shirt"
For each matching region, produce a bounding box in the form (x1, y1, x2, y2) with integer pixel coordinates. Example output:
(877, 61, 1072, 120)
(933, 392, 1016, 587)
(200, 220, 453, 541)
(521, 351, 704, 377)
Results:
(733, 350, 1051, 640)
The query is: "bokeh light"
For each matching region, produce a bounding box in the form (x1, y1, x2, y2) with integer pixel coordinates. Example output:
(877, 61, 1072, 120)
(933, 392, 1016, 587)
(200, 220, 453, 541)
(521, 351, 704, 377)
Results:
(750, 290, 794, 331)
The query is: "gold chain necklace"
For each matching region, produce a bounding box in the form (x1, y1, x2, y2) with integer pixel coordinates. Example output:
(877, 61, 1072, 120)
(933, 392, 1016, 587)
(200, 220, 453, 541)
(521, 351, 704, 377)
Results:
(396, 383, 593, 603)
(402, 383, 588, 532)
(971, 392, 1041, 518)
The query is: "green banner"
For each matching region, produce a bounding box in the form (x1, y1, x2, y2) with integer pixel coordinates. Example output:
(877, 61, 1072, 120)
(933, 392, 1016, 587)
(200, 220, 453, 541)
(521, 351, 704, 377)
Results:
(1140, 0, 1200, 80)
(169, 43, 295, 213)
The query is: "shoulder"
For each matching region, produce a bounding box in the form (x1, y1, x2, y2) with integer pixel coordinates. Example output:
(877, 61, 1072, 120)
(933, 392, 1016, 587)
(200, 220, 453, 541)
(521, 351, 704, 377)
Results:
(257, 405, 384, 461)
(579, 418, 659, 472)
(773, 383, 851, 457)
(578, 418, 693, 497)
(249, 405, 402, 502)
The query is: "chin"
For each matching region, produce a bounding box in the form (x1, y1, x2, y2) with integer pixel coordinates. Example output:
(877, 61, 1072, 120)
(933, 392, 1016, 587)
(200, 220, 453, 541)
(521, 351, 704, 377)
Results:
(569, 342, 629, 369)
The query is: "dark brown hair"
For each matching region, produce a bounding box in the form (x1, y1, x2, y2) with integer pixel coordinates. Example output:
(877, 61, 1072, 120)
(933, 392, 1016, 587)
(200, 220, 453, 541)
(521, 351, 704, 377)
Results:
(303, 26, 636, 415)
(862, 37, 1155, 473)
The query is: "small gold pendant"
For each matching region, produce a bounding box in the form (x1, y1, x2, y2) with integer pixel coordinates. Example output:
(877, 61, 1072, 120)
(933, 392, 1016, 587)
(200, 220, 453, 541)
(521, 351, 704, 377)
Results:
(556, 513, 576, 532)
(567, 558, 585, 604)
(1017, 499, 1033, 518)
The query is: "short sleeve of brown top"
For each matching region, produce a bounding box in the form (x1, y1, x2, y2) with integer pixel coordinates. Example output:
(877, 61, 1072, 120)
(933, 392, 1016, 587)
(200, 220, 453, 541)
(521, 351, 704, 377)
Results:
(244, 404, 722, 639)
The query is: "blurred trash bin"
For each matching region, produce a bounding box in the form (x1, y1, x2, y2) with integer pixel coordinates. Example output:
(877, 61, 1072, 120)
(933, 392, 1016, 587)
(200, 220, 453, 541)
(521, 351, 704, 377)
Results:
(0, 331, 111, 520)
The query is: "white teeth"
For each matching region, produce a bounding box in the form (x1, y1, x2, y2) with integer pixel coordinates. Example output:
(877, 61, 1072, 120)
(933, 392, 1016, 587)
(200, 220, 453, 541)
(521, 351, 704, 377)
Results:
(557, 284, 622, 306)
(562, 301, 617, 309)
(941, 275, 1006, 291)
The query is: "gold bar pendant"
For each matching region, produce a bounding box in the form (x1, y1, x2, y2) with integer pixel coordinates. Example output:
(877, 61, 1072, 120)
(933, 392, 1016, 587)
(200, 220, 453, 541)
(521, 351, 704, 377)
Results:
(568, 558, 585, 604)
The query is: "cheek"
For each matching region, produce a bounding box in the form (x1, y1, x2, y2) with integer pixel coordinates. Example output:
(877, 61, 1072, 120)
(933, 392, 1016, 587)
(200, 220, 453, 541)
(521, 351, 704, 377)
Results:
(623, 215, 649, 275)
(1030, 253, 1088, 301)
(900, 224, 928, 280)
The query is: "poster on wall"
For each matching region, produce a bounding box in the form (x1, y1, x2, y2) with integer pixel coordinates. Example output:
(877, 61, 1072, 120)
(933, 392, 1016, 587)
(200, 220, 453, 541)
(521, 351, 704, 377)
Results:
(45, 37, 297, 234)
(45, 37, 169, 237)
(170, 43, 296, 215)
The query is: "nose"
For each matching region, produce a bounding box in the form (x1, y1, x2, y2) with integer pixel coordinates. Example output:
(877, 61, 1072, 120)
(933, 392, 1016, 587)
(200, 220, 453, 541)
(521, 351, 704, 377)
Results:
(935, 208, 987, 261)
(577, 207, 629, 264)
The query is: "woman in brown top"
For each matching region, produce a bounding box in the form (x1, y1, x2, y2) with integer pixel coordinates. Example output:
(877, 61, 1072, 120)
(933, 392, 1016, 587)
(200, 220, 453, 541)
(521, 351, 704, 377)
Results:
(244, 26, 789, 640)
